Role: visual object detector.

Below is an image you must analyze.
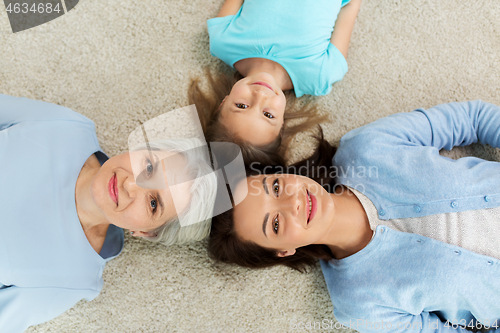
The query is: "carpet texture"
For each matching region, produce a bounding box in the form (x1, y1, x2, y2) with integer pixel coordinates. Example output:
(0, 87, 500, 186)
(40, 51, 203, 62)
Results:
(1, 0, 499, 332)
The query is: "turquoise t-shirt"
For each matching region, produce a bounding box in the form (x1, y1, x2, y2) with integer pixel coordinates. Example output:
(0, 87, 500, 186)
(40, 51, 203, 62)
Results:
(208, 0, 350, 97)
(0, 94, 124, 332)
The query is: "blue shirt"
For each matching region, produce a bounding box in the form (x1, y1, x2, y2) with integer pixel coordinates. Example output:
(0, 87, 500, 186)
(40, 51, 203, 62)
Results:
(334, 100, 500, 219)
(0, 94, 124, 333)
(321, 226, 500, 333)
(208, 0, 350, 97)
(322, 101, 500, 332)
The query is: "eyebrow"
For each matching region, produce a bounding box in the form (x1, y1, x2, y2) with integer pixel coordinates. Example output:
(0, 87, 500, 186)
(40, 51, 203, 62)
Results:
(262, 213, 269, 237)
(262, 176, 269, 195)
(157, 192, 165, 219)
(156, 159, 166, 220)
(262, 177, 270, 237)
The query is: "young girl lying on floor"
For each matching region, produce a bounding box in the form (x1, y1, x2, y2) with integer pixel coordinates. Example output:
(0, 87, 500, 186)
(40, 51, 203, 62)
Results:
(209, 100, 500, 332)
(190, 0, 362, 163)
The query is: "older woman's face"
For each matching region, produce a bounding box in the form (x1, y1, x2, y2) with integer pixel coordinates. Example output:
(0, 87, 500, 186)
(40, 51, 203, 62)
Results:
(90, 150, 192, 234)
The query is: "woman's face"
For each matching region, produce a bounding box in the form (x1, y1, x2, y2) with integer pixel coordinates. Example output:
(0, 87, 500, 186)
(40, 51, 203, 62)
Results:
(90, 150, 192, 234)
(219, 72, 286, 146)
(233, 174, 335, 256)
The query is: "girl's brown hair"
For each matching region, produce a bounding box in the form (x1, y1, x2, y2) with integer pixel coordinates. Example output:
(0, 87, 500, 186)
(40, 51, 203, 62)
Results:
(208, 131, 338, 272)
(188, 68, 328, 166)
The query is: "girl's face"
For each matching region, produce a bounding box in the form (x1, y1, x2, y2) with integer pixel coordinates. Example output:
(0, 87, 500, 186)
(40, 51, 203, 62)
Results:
(90, 150, 192, 234)
(219, 72, 286, 146)
(233, 174, 335, 256)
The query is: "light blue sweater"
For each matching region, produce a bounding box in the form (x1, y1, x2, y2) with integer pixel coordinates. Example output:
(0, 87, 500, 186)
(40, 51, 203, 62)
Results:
(322, 101, 500, 332)
(0, 94, 124, 333)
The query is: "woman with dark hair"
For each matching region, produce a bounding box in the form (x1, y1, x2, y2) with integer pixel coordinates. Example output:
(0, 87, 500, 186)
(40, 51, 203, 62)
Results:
(0, 94, 217, 332)
(209, 100, 500, 332)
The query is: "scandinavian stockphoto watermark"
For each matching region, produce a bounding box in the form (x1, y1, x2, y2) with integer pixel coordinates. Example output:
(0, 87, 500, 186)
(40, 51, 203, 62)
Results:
(290, 318, 495, 331)
(249, 160, 379, 197)
(3, 0, 79, 33)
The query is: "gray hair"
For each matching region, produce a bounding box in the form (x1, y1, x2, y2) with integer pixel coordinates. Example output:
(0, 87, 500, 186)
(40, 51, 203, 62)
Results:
(135, 138, 217, 245)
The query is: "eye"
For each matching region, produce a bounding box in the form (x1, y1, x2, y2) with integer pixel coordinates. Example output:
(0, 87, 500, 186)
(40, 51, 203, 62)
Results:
(272, 215, 279, 234)
(273, 179, 279, 197)
(263, 111, 274, 119)
(150, 197, 158, 214)
(235, 103, 249, 109)
(146, 159, 154, 177)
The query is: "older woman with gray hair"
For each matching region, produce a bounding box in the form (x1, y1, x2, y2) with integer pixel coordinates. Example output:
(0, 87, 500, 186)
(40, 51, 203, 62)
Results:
(128, 137, 218, 245)
(0, 94, 217, 332)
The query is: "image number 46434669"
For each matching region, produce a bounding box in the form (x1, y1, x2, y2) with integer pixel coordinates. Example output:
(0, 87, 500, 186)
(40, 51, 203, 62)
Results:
(3, 0, 79, 33)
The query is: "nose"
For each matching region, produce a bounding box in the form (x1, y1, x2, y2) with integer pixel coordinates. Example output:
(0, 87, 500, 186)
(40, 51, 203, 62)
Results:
(123, 174, 139, 199)
(251, 87, 269, 105)
(281, 189, 301, 218)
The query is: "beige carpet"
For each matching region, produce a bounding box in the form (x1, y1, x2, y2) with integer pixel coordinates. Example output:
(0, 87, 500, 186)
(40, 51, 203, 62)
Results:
(1, 0, 500, 332)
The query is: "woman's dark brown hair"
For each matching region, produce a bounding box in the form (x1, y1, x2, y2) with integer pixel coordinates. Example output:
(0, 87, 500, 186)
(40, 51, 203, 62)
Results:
(188, 68, 328, 166)
(208, 131, 338, 272)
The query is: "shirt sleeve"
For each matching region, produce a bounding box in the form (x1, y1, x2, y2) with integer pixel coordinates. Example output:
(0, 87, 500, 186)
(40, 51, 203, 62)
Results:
(207, 15, 234, 30)
(207, 15, 236, 59)
(0, 285, 97, 333)
(334, 100, 500, 220)
(0, 94, 90, 131)
(420, 100, 500, 150)
(344, 100, 500, 150)
(316, 43, 348, 96)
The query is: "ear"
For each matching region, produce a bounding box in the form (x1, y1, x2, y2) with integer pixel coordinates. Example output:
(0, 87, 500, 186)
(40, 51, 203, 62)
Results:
(130, 230, 157, 238)
(277, 249, 296, 257)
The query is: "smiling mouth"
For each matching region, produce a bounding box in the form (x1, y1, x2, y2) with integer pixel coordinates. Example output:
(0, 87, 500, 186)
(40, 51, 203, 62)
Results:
(307, 190, 312, 223)
(108, 174, 118, 206)
(252, 81, 274, 92)
(307, 190, 317, 224)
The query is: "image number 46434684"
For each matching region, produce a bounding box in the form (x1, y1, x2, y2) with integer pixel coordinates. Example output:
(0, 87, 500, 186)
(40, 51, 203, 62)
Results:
(3, 0, 79, 33)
